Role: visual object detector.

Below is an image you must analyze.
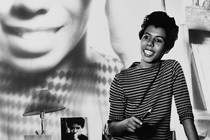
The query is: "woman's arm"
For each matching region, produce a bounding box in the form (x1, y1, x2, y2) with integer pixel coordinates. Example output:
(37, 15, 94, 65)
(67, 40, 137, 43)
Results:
(172, 61, 199, 139)
(108, 76, 143, 136)
(109, 117, 142, 136)
(182, 118, 199, 140)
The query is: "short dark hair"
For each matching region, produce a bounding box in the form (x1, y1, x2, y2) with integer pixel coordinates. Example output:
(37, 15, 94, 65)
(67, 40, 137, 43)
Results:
(139, 11, 179, 53)
(67, 117, 85, 128)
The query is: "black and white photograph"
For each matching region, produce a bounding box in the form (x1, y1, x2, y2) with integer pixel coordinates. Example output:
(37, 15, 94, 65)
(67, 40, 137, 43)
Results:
(0, 0, 210, 140)
(61, 117, 88, 140)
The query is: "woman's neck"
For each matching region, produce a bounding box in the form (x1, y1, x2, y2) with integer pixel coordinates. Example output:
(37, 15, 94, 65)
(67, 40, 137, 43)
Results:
(139, 60, 161, 68)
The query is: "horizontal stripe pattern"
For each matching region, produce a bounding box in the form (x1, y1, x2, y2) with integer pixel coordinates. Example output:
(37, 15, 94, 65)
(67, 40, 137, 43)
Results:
(108, 59, 194, 140)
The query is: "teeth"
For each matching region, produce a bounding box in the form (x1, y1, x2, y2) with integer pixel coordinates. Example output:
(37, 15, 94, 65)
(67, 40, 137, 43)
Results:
(144, 50, 153, 56)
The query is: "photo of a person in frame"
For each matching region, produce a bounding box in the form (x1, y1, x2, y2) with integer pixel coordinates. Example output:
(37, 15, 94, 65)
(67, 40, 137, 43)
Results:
(61, 117, 88, 140)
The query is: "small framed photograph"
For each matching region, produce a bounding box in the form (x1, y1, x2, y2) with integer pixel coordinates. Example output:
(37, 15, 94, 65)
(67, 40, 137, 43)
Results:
(61, 117, 88, 140)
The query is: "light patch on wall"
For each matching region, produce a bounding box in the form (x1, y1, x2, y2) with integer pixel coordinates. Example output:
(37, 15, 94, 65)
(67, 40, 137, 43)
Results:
(87, 0, 116, 57)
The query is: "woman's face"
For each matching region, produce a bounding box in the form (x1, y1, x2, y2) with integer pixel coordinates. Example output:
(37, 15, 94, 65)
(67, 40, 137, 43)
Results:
(0, 0, 93, 73)
(70, 124, 82, 135)
(140, 25, 166, 66)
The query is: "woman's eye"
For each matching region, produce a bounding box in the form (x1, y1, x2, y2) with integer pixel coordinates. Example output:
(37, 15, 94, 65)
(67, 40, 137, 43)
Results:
(155, 38, 164, 43)
(142, 34, 150, 40)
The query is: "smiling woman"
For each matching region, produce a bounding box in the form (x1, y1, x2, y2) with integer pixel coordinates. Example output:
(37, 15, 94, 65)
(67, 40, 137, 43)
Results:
(0, 1, 197, 140)
(107, 11, 199, 140)
(139, 25, 166, 68)
(0, 0, 94, 73)
(0, 1, 124, 140)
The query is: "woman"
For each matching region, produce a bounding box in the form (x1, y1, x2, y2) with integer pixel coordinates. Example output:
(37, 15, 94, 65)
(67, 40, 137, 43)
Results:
(0, 0, 124, 140)
(108, 11, 199, 140)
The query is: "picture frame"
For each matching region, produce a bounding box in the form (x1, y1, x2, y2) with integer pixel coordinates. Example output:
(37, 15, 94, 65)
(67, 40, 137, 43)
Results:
(61, 117, 88, 140)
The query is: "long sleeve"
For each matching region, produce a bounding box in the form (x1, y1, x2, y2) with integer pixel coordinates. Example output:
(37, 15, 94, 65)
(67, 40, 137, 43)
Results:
(172, 61, 194, 123)
(108, 75, 126, 123)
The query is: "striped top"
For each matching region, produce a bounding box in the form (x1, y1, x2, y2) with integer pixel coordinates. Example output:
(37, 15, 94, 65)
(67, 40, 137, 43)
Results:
(108, 59, 194, 140)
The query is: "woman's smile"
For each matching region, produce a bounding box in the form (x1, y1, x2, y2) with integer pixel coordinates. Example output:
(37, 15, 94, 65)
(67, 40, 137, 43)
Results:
(4, 25, 62, 39)
(140, 25, 166, 66)
(2, 21, 64, 55)
(0, 0, 94, 73)
(143, 49, 154, 57)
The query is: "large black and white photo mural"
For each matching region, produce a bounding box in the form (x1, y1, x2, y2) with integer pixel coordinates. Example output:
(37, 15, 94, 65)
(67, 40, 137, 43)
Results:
(0, 0, 209, 140)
